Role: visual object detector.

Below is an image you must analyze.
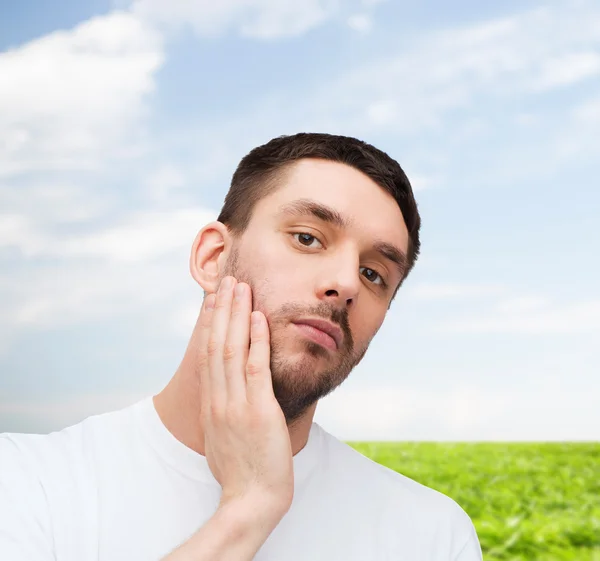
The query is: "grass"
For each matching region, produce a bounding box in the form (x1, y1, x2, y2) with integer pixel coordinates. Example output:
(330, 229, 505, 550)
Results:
(346, 441, 600, 561)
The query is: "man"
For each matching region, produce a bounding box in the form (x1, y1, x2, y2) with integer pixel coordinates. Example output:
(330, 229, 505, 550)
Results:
(0, 133, 483, 560)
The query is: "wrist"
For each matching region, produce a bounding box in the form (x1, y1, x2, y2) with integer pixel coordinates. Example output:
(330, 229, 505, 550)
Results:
(218, 490, 290, 531)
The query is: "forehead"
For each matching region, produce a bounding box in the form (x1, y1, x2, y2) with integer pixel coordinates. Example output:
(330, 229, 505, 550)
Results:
(253, 158, 409, 253)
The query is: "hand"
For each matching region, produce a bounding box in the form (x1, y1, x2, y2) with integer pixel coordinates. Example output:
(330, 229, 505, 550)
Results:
(198, 276, 294, 517)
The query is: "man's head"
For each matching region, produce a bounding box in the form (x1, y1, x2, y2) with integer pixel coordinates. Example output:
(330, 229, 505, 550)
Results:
(191, 133, 421, 425)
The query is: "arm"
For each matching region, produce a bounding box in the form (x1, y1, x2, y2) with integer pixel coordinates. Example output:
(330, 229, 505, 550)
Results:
(453, 526, 483, 561)
(453, 535, 483, 561)
(164, 278, 294, 560)
(162, 495, 286, 561)
(0, 436, 55, 561)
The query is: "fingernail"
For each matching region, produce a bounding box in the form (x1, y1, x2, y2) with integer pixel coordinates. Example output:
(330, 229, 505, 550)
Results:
(206, 294, 216, 311)
(251, 312, 261, 326)
(234, 283, 246, 299)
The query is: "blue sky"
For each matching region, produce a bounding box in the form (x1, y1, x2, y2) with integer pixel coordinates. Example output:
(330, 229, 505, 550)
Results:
(1, 0, 598, 440)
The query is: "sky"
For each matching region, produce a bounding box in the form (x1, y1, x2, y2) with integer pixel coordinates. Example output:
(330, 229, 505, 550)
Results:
(0, 0, 598, 441)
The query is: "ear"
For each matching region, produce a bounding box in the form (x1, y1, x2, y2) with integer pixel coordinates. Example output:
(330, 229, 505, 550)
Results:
(189, 221, 232, 294)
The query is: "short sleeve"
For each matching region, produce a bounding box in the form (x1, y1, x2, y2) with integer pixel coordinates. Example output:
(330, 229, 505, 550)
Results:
(453, 533, 483, 561)
(0, 435, 55, 560)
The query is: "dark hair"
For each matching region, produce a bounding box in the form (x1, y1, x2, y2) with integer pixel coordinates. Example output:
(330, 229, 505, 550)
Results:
(217, 132, 421, 291)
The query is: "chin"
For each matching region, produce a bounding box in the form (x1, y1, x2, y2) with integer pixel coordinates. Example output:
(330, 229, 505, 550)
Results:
(288, 341, 332, 363)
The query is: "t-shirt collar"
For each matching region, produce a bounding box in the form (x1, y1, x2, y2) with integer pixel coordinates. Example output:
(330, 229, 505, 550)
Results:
(134, 396, 323, 487)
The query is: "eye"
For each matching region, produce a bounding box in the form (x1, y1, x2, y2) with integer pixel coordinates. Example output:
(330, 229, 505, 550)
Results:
(292, 232, 323, 249)
(360, 266, 386, 287)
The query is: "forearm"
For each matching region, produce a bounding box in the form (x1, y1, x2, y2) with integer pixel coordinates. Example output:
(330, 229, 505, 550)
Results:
(162, 498, 285, 561)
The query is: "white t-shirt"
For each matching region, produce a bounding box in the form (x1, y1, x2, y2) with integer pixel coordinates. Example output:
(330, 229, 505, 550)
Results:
(0, 397, 482, 560)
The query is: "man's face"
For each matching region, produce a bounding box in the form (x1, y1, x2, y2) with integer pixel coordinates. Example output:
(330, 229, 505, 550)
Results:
(222, 159, 410, 425)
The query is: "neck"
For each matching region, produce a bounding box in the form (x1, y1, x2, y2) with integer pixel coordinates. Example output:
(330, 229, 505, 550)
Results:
(153, 332, 317, 457)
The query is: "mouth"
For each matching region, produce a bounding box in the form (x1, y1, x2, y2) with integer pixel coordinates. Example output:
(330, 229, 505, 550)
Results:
(291, 318, 343, 351)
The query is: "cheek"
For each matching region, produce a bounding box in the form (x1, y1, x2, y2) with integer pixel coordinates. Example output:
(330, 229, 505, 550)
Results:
(352, 311, 385, 344)
(371, 315, 386, 339)
(246, 239, 307, 294)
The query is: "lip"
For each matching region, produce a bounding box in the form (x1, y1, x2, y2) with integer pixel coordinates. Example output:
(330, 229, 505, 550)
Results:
(291, 318, 343, 350)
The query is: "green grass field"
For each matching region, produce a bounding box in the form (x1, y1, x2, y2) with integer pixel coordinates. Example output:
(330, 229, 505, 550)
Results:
(346, 442, 599, 560)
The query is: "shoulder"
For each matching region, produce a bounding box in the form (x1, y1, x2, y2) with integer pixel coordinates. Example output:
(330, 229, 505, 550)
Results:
(315, 425, 481, 559)
(0, 400, 136, 475)
(0, 400, 141, 513)
(0, 424, 93, 559)
(0, 410, 106, 508)
(0, 400, 144, 558)
(317, 425, 461, 507)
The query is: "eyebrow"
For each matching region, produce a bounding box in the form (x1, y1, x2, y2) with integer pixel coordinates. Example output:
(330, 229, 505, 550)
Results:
(276, 198, 408, 279)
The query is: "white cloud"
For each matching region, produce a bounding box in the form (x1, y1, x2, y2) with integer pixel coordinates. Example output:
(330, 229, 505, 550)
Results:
(550, 91, 600, 163)
(530, 51, 600, 91)
(3, 377, 598, 440)
(437, 297, 600, 335)
(1, 0, 598, 440)
(574, 96, 600, 122)
(0, 11, 231, 353)
(54, 208, 217, 262)
(0, 199, 216, 261)
(0, 207, 217, 333)
(0, 391, 155, 433)
(494, 296, 549, 314)
(144, 164, 188, 204)
(304, 2, 600, 135)
(407, 283, 506, 300)
(0, 182, 117, 227)
(0, 202, 216, 358)
(5, 260, 175, 329)
(0, 11, 163, 176)
(0, 10, 175, 344)
(405, 173, 436, 191)
(365, 100, 396, 125)
(347, 14, 372, 34)
(316, 381, 600, 441)
(514, 112, 538, 126)
(131, 0, 340, 39)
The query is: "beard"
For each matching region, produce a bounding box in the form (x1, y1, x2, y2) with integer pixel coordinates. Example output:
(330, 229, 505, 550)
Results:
(222, 246, 369, 426)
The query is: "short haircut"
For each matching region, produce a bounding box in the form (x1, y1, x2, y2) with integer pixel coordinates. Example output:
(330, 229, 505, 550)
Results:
(217, 132, 421, 293)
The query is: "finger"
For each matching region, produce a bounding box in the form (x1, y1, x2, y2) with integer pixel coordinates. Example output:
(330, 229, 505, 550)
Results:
(198, 293, 216, 415)
(245, 311, 273, 404)
(208, 276, 237, 409)
(223, 282, 252, 403)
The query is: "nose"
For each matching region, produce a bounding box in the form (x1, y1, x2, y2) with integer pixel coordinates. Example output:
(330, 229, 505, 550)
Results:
(314, 250, 361, 308)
